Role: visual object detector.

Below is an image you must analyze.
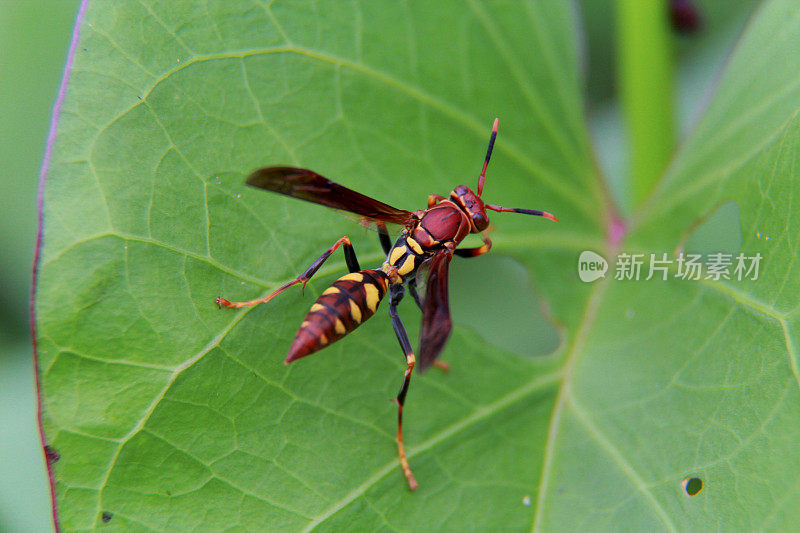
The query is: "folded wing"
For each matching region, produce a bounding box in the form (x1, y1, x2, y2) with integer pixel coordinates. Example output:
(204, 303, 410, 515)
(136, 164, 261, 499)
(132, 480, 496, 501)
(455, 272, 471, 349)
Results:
(247, 166, 414, 228)
(418, 249, 453, 371)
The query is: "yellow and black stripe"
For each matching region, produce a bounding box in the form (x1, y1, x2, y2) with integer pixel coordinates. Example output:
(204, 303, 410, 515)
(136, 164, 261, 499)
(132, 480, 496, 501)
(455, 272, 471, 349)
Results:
(285, 269, 389, 363)
(385, 235, 432, 278)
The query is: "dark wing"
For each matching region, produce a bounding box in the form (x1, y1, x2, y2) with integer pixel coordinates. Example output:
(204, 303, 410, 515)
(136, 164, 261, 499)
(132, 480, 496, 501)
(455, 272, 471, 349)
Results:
(247, 166, 414, 226)
(418, 249, 453, 372)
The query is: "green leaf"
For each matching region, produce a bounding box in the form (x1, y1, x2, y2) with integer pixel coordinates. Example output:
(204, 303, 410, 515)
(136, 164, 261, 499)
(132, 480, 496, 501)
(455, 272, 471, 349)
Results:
(35, 0, 800, 531)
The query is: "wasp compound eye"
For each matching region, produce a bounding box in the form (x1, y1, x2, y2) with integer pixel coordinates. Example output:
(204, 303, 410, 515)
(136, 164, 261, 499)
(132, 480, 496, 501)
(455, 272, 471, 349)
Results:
(472, 212, 488, 230)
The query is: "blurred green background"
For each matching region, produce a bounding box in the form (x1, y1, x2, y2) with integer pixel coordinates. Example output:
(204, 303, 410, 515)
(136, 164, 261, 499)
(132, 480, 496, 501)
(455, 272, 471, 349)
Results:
(0, 1, 757, 531)
(1, 1, 80, 532)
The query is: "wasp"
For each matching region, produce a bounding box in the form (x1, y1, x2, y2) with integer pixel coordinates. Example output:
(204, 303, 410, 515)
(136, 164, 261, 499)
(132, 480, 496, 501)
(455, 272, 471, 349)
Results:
(216, 119, 557, 490)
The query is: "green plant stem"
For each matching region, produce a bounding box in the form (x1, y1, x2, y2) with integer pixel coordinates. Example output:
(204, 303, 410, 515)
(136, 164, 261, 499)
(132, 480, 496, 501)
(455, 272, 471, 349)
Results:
(615, 0, 675, 207)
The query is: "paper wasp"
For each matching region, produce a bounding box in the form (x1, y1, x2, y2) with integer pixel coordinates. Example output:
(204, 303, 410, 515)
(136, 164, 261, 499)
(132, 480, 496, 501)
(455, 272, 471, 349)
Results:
(216, 119, 557, 490)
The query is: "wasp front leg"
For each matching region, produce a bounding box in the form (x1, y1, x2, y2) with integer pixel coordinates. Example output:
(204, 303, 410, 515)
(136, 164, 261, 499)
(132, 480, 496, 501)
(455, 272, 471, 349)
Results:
(428, 194, 445, 208)
(216, 236, 360, 309)
(454, 235, 492, 258)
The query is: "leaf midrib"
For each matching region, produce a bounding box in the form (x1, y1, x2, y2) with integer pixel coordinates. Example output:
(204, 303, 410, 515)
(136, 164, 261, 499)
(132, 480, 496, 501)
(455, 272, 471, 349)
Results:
(525, 272, 682, 532)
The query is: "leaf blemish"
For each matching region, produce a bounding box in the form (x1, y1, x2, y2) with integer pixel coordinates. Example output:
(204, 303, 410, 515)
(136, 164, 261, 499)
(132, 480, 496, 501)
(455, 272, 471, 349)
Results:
(101, 511, 113, 523)
(44, 445, 60, 465)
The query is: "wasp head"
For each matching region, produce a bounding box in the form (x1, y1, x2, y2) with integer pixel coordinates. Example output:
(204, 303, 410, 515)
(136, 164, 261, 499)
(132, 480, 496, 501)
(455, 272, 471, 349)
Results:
(451, 184, 489, 232)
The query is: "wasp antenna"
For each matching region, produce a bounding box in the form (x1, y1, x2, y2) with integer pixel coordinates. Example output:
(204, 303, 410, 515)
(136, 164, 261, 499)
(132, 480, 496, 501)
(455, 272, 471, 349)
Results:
(485, 204, 558, 222)
(477, 118, 499, 197)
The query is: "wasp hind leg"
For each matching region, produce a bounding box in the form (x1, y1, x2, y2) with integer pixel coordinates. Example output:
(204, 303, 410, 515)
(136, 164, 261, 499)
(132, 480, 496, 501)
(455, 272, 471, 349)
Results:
(388, 285, 419, 490)
(216, 235, 360, 309)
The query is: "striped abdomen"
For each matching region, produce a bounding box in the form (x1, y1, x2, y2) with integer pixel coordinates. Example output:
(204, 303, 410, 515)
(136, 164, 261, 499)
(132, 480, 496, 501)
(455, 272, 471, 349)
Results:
(285, 269, 388, 363)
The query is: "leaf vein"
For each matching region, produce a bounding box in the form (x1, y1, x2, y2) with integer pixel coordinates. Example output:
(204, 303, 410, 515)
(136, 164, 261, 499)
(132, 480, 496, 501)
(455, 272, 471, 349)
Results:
(304, 370, 562, 531)
(568, 397, 676, 532)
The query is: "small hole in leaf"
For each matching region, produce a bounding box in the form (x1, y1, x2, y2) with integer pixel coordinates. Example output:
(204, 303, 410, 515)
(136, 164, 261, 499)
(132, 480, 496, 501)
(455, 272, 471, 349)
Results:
(682, 476, 703, 496)
(101, 512, 113, 523)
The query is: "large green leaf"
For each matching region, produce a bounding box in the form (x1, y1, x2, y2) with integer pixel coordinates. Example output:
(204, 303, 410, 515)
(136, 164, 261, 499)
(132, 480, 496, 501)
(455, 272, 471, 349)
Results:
(35, 0, 800, 530)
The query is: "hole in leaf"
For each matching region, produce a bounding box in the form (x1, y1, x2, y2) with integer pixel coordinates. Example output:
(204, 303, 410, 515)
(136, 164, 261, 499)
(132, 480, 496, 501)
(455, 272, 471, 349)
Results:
(448, 255, 559, 357)
(682, 476, 703, 496)
(680, 200, 742, 256)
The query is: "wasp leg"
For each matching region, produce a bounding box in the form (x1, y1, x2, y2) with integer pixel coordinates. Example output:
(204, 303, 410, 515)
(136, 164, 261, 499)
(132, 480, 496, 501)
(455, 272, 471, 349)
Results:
(428, 194, 445, 208)
(216, 236, 360, 309)
(407, 279, 424, 311)
(454, 235, 492, 258)
(388, 285, 418, 490)
(377, 222, 392, 255)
